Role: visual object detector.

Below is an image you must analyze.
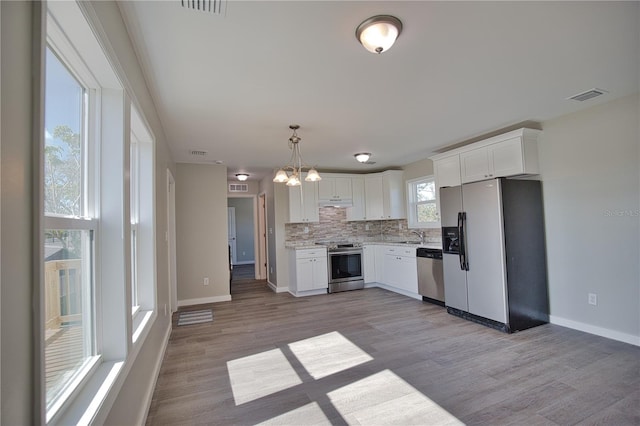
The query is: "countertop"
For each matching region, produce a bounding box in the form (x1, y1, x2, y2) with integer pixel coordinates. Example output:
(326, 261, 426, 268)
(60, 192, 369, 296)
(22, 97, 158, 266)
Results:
(286, 241, 442, 251)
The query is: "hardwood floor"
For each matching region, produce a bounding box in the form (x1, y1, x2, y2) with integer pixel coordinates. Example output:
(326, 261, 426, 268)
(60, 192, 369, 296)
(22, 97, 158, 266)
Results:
(147, 280, 639, 425)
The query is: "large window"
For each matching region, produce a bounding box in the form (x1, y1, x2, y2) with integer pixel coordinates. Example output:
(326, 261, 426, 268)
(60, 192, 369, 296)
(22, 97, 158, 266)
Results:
(406, 176, 440, 229)
(43, 47, 99, 414)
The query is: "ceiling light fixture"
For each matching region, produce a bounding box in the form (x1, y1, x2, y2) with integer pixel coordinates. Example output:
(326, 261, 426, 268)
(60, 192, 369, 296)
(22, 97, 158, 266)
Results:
(356, 15, 403, 54)
(354, 153, 372, 163)
(235, 173, 249, 181)
(273, 125, 321, 186)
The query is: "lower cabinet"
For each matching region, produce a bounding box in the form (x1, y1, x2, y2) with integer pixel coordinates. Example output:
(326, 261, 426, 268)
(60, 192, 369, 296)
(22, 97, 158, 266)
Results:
(381, 246, 418, 294)
(362, 245, 376, 283)
(289, 248, 328, 296)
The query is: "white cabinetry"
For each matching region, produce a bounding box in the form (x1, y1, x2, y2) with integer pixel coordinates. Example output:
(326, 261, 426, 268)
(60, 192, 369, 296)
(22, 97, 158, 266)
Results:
(460, 137, 530, 183)
(434, 155, 461, 188)
(357, 171, 406, 221)
(347, 177, 366, 221)
(431, 128, 541, 187)
(381, 246, 418, 294)
(362, 244, 376, 283)
(288, 180, 319, 223)
(318, 176, 352, 202)
(382, 170, 405, 219)
(288, 248, 328, 296)
(364, 175, 384, 219)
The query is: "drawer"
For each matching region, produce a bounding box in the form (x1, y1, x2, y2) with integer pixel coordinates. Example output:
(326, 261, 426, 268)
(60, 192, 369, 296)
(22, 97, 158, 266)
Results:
(383, 246, 415, 257)
(296, 248, 326, 259)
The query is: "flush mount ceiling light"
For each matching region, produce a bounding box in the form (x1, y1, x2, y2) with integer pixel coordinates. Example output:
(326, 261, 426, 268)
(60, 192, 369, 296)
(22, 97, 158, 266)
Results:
(354, 153, 372, 163)
(273, 125, 322, 187)
(235, 173, 249, 181)
(355, 15, 403, 54)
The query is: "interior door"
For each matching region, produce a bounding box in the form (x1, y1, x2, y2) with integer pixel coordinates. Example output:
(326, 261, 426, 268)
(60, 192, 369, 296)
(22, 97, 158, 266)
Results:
(227, 207, 237, 265)
(258, 194, 267, 280)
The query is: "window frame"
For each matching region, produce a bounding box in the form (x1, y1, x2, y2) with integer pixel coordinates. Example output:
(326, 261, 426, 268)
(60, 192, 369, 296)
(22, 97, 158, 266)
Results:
(43, 41, 103, 420)
(406, 175, 441, 229)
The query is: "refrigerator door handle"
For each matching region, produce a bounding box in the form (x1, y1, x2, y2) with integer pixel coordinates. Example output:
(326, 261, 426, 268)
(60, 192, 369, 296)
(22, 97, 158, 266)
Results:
(458, 212, 465, 271)
(459, 211, 469, 271)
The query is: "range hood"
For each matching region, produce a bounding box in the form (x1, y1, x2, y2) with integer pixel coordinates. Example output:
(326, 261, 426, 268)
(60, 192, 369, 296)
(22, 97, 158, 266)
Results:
(318, 198, 353, 208)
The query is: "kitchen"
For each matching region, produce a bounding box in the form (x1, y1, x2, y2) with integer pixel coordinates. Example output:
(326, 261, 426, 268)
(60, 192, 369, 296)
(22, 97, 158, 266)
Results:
(282, 127, 550, 335)
(2, 1, 638, 424)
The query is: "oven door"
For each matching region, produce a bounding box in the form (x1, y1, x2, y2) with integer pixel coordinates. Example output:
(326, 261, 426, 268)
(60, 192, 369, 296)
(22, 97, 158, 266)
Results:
(328, 249, 363, 284)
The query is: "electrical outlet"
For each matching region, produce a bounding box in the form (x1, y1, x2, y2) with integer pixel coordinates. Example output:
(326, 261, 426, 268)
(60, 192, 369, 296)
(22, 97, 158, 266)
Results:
(304, 226, 309, 234)
(270, 266, 273, 274)
(398, 223, 403, 230)
(588, 293, 597, 306)
(365, 224, 370, 231)
(204, 277, 209, 286)
(242, 251, 245, 256)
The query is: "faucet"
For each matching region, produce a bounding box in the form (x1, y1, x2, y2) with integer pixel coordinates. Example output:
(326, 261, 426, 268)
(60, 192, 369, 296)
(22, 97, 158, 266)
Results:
(412, 230, 425, 244)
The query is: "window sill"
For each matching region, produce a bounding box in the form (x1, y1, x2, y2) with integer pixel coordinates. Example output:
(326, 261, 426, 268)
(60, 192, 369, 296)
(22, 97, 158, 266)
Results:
(50, 309, 156, 425)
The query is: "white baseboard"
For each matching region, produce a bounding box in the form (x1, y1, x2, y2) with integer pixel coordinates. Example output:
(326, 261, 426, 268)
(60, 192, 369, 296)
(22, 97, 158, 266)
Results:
(549, 315, 639, 346)
(177, 295, 232, 307)
(267, 280, 289, 293)
(138, 321, 172, 425)
(288, 288, 327, 297)
(366, 282, 422, 301)
(233, 260, 255, 265)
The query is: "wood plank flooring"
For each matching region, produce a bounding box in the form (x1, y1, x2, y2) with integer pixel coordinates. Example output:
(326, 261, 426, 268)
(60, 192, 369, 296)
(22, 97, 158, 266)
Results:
(146, 280, 640, 425)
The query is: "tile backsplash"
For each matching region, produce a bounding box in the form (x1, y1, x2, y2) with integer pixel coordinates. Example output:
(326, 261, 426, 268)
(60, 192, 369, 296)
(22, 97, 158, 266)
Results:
(285, 207, 441, 245)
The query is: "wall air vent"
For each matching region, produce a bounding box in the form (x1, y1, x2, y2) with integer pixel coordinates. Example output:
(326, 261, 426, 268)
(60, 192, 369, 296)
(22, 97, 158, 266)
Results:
(568, 88, 607, 102)
(229, 184, 248, 193)
(189, 149, 208, 157)
(181, 0, 227, 15)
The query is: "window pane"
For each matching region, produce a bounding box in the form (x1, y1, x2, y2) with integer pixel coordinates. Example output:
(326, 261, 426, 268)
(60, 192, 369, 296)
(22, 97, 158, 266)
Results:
(416, 181, 436, 202)
(417, 202, 438, 223)
(44, 48, 85, 217)
(44, 229, 94, 409)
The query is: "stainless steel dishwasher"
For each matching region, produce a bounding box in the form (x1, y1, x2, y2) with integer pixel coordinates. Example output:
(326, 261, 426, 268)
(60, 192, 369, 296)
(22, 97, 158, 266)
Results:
(417, 248, 445, 306)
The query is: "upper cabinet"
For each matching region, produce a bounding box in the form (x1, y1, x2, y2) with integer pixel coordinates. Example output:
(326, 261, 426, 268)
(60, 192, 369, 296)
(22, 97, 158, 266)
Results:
(434, 155, 461, 188)
(347, 177, 366, 221)
(431, 128, 541, 188)
(354, 171, 405, 221)
(318, 176, 352, 202)
(288, 180, 319, 223)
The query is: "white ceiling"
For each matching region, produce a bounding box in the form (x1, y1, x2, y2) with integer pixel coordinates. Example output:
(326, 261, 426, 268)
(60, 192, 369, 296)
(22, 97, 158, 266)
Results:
(119, 1, 639, 181)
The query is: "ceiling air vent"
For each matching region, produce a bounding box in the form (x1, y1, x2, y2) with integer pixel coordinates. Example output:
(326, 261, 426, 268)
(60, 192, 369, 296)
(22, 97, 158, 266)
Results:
(229, 184, 248, 193)
(189, 149, 208, 157)
(180, 0, 226, 15)
(568, 88, 607, 102)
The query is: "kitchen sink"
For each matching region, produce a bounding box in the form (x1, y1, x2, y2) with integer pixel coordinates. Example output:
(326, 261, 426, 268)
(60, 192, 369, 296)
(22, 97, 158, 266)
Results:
(397, 241, 421, 244)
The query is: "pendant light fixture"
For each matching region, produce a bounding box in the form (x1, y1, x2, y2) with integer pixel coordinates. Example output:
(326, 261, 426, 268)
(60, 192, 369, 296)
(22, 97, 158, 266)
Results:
(355, 15, 403, 54)
(273, 125, 321, 186)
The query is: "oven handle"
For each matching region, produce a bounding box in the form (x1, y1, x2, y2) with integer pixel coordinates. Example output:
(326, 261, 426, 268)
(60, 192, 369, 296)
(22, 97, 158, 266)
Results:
(328, 249, 363, 256)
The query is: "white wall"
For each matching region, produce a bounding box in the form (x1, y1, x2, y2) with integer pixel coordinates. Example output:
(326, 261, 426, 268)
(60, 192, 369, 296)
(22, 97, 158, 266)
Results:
(1, 2, 37, 423)
(228, 197, 255, 264)
(176, 163, 230, 304)
(539, 94, 639, 344)
(403, 157, 434, 181)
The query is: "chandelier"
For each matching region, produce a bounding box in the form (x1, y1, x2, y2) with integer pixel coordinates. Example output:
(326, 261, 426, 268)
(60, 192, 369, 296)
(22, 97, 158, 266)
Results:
(273, 125, 321, 186)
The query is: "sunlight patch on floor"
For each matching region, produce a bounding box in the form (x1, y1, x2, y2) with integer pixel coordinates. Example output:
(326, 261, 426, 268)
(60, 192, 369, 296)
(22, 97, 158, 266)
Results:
(327, 369, 464, 425)
(288, 331, 373, 380)
(227, 348, 302, 405)
(255, 402, 331, 426)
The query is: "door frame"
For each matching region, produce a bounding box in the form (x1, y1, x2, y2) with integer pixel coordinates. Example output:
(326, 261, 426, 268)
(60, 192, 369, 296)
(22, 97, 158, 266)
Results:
(167, 169, 178, 313)
(227, 194, 261, 279)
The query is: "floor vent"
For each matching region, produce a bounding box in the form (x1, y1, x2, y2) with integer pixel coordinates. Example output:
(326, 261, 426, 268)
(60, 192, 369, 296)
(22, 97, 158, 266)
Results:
(229, 184, 248, 192)
(180, 0, 226, 15)
(568, 88, 607, 102)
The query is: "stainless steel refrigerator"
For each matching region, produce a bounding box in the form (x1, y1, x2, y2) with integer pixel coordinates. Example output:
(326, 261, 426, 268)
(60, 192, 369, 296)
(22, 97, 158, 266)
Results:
(440, 178, 549, 333)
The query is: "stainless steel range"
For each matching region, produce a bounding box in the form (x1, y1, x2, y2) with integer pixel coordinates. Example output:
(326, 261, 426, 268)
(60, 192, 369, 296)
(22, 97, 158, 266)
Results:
(316, 241, 364, 293)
